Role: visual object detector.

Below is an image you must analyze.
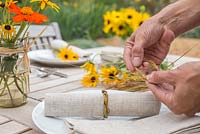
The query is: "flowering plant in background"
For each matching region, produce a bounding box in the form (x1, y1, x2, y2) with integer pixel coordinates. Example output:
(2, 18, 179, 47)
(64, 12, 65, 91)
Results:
(103, 6, 150, 38)
(0, 0, 59, 107)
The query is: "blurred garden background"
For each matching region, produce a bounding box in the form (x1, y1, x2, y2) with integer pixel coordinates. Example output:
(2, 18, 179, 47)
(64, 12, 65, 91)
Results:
(25, 0, 200, 57)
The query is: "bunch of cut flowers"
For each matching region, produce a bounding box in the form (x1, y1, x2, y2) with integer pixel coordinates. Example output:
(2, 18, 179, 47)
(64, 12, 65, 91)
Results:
(81, 55, 173, 92)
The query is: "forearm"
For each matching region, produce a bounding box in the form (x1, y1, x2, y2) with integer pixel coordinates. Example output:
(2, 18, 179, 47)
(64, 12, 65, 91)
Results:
(155, 0, 200, 36)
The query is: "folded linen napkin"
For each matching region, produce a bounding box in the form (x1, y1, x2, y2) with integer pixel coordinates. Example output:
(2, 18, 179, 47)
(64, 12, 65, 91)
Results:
(64, 112, 200, 134)
(45, 90, 161, 118)
(50, 39, 91, 57)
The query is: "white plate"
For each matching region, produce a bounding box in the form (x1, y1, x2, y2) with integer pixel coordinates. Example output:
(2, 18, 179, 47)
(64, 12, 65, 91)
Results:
(32, 102, 68, 134)
(32, 102, 169, 134)
(28, 49, 89, 66)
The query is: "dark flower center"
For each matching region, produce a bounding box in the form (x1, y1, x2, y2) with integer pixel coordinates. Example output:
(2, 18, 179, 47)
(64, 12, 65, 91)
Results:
(5, 25, 11, 30)
(139, 21, 144, 26)
(118, 25, 124, 30)
(128, 15, 132, 19)
(91, 76, 96, 82)
(109, 73, 115, 79)
(107, 20, 110, 24)
(0, 3, 5, 8)
(64, 54, 68, 59)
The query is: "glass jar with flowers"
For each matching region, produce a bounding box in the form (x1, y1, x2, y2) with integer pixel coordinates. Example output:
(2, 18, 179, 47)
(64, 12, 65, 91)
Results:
(0, 0, 59, 108)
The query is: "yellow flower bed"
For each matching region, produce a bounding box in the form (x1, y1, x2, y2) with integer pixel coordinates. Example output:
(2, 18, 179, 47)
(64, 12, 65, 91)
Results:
(103, 7, 150, 38)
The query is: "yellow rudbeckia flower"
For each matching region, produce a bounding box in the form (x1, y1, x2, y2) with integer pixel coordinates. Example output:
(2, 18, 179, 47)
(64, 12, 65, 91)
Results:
(30, 0, 60, 12)
(122, 8, 139, 25)
(103, 11, 113, 34)
(81, 73, 99, 87)
(112, 21, 127, 36)
(0, 24, 16, 39)
(80, 61, 96, 73)
(110, 10, 124, 24)
(57, 47, 79, 61)
(130, 12, 150, 31)
(101, 66, 120, 85)
(5, 0, 17, 7)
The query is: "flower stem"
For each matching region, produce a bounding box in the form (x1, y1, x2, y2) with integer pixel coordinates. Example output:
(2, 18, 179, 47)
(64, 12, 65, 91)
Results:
(13, 22, 27, 44)
(3, 76, 14, 106)
(13, 74, 27, 98)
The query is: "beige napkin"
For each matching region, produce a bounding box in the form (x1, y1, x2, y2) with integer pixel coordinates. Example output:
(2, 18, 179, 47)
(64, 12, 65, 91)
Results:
(64, 112, 200, 134)
(45, 90, 161, 118)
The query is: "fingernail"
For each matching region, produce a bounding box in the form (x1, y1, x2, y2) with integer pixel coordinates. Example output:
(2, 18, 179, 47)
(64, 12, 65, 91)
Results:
(133, 57, 141, 66)
(146, 74, 152, 81)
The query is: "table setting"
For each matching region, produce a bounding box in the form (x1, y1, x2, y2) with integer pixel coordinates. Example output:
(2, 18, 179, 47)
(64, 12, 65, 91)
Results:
(28, 39, 92, 67)
(27, 43, 200, 134)
(32, 87, 200, 134)
(0, 0, 199, 133)
(0, 40, 200, 133)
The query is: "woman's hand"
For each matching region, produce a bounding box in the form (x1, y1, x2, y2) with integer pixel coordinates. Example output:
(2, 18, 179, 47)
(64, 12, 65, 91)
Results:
(123, 17, 175, 72)
(147, 62, 200, 116)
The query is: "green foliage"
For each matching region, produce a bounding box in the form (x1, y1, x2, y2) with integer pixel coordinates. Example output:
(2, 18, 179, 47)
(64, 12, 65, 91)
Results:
(69, 39, 103, 49)
(160, 61, 174, 71)
(43, 0, 200, 42)
(44, 0, 173, 41)
(132, 0, 173, 14)
(182, 27, 200, 38)
(44, 0, 114, 41)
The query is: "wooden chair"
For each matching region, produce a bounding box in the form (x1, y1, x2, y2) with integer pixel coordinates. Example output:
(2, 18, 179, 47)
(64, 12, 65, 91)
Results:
(22, 22, 62, 50)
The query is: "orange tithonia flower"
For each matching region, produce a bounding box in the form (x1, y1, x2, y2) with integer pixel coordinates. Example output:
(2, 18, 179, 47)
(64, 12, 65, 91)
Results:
(9, 3, 48, 24)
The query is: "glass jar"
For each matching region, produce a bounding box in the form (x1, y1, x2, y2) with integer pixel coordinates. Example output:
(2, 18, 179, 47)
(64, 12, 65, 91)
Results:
(0, 54, 29, 108)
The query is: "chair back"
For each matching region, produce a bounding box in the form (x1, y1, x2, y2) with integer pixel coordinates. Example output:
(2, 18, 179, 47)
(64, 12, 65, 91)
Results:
(18, 22, 62, 50)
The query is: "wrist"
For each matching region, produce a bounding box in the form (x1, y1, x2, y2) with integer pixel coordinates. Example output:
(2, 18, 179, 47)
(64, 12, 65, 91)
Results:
(156, 0, 200, 37)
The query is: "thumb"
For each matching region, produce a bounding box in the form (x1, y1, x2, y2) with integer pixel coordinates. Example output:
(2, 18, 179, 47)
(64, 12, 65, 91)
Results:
(147, 82, 174, 107)
(147, 70, 176, 85)
(131, 39, 145, 67)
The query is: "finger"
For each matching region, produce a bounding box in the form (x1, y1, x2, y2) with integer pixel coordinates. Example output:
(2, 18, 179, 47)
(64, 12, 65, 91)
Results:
(185, 112, 196, 117)
(146, 70, 176, 85)
(139, 62, 154, 74)
(124, 41, 134, 72)
(131, 42, 144, 67)
(131, 33, 147, 67)
(184, 105, 200, 117)
(147, 82, 174, 107)
(159, 28, 175, 48)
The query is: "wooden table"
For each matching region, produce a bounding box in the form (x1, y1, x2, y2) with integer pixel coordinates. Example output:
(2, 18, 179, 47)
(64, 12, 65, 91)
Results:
(0, 46, 199, 134)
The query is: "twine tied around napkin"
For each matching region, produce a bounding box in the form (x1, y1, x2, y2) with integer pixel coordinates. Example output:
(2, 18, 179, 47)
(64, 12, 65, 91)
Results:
(102, 90, 110, 118)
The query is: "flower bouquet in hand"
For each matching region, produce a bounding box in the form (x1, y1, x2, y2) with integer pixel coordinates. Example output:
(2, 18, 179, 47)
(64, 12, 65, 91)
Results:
(81, 54, 174, 92)
(0, 0, 59, 107)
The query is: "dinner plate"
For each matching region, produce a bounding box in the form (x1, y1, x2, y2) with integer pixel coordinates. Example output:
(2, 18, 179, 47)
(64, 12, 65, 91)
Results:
(28, 49, 90, 66)
(32, 102, 67, 134)
(32, 102, 169, 134)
